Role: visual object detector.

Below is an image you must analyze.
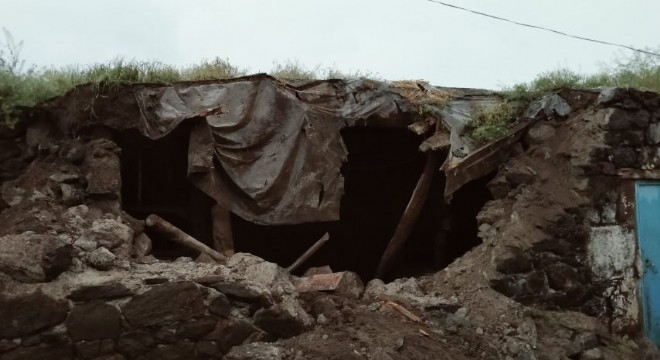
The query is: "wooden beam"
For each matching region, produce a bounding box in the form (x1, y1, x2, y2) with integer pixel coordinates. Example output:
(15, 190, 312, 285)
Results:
(287, 233, 330, 273)
(212, 205, 235, 257)
(375, 152, 440, 278)
(145, 214, 225, 262)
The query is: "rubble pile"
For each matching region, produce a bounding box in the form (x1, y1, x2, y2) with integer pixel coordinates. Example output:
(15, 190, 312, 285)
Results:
(1, 80, 660, 359)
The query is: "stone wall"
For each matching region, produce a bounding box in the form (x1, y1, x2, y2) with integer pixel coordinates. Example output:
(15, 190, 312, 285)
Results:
(486, 87, 660, 334)
(0, 253, 317, 360)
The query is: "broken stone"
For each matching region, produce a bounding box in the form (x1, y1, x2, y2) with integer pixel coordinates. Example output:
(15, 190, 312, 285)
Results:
(75, 339, 115, 360)
(496, 253, 533, 275)
(215, 320, 260, 353)
(611, 147, 637, 167)
(68, 282, 133, 301)
(196, 340, 221, 358)
(210, 281, 272, 306)
(131, 232, 152, 257)
(1, 343, 74, 360)
(84, 139, 122, 196)
(176, 316, 218, 340)
(525, 122, 556, 144)
(566, 332, 599, 357)
(60, 183, 83, 206)
(0, 290, 69, 338)
(121, 281, 205, 327)
(253, 297, 312, 338)
(0, 232, 71, 283)
(227, 253, 295, 297)
(224, 342, 284, 360)
(143, 341, 195, 360)
(50, 172, 80, 183)
(73, 236, 97, 252)
(85, 218, 133, 250)
(117, 331, 156, 358)
(209, 292, 232, 318)
(66, 301, 121, 340)
(87, 247, 116, 270)
(580, 347, 603, 360)
(546, 262, 583, 291)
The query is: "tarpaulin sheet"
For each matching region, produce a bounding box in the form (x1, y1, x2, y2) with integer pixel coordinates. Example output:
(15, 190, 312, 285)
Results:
(130, 75, 413, 225)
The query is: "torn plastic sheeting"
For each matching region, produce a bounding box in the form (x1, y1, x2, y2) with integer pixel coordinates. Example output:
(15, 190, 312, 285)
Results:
(134, 75, 416, 225)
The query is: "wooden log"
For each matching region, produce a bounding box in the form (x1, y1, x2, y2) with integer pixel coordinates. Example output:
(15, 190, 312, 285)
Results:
(375, 151, 439, 278)
(145, 214, 225, 262)
(212, 205, 235, 257)
(287, 233, 330, 273)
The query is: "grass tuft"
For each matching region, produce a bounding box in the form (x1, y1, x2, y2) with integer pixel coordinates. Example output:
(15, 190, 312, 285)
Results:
(468, 102, 518, 142)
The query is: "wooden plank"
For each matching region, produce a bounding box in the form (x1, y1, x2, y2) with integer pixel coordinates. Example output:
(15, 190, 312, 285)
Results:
(286, 233, 330, 273)
(375, 152, 440, 278)
(212, 205, 235, 257)
(618, 168, 660, 179)
(419, 132, 450, 152)
(145, 214, 225, 262)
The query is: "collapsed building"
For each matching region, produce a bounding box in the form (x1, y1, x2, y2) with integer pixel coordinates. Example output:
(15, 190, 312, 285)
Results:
(1, 74, 660, 359)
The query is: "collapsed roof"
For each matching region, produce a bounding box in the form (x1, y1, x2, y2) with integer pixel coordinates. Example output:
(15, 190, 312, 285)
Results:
(26, 74, 555, 225)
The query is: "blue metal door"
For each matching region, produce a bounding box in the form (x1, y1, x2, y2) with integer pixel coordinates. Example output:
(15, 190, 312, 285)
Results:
(636, 182, 660, 344)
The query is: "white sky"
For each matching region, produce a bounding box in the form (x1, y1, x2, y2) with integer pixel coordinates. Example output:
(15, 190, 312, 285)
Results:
(1, 0, 658, 89)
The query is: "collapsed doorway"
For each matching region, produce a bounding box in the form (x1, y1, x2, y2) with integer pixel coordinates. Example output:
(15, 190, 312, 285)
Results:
(117, 124, 216, 260)
(118, 125, 493, 281)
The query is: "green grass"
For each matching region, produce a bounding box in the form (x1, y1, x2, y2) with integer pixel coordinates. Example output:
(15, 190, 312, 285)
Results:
(503, 48, 660, 101)
(468, 102, 518, 142)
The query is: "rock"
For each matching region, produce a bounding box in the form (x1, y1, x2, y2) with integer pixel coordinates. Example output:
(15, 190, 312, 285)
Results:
(487, 175, 511, 199)
(66, 302, 121, 340)
(224, 342, 283, 360)
(209, 292, 232, 318)
(546, 262, 582, 291)
(74, 237, 97, 252)
(144, 341, 195, 360)
(580, 347, 603, 360)
(0, 290, 69, 338)
(496, 254, 533, 274)
(206, 319, 259, 353)
(75, 339, 115, 359)
(210, 282, 272, 306)
(227, 253, 295, 297)
(50, 172, 80, 184)
(1, 343, 74, 360)
(566, 332, 599, 357)
(253, 297, 312, 338)
(303, 266, 333, 276)
(0, 232, 71, 283)
(132, 232, 152, 257)
(196, 340, 221, 358)
(505, 166, 535, 187)
(525, 123, 556, 144)
(84, 218, 133, 250)
(177, 316, 218, 340)
(84, 139, 122, 196)
(648, 124, 660, 145)
(87, 247, 116, 270)
(117, 331, 156, 358)
(60, 183, 83, 206)
(59, 140, 87, 165)
(612, 147, 638, 167)
(121, 281, 205, 327)
(68, 282, 133, 301)
(0, 339, 19, 352)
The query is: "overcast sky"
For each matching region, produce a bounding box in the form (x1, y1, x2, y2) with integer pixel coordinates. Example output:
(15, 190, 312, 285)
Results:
(1, 0, 658, 89)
